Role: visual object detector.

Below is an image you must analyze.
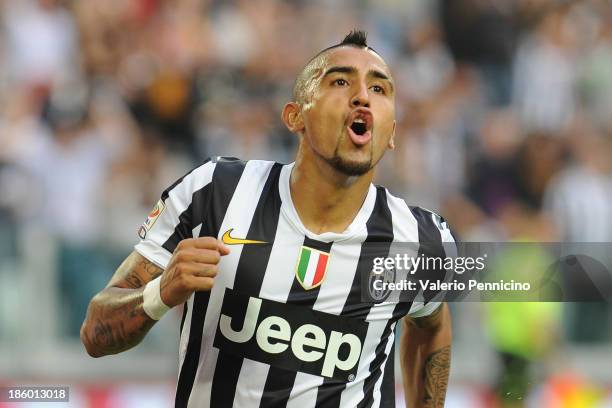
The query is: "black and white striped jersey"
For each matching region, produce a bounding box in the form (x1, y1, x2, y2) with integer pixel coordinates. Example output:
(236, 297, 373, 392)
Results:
(134, 157, 455, 408)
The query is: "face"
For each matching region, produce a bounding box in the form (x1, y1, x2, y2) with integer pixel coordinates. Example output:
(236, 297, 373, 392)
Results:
(286, 46, 396, 176)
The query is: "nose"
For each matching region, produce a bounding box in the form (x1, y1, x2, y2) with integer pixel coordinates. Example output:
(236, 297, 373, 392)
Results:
(351, 81, 370, 108)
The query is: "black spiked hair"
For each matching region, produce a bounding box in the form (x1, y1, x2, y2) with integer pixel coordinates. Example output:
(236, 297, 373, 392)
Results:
(339, 30, 368, 48)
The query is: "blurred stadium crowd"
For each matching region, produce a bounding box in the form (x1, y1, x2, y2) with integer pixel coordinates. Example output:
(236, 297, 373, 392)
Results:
(1, 0, 612, 406)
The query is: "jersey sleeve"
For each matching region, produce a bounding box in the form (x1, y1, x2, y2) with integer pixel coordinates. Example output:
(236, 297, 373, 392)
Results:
(408, 301, 442, 318)
(407, 207, 458, 318)
(134, 159, 216, 269)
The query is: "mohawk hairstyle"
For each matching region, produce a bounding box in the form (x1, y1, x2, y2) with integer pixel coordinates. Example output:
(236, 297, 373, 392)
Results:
(293, 30, 380, 104)
(339, 30, 369, 48)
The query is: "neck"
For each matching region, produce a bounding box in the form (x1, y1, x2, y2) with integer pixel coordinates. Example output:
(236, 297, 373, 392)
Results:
(290, 145, 373, 234)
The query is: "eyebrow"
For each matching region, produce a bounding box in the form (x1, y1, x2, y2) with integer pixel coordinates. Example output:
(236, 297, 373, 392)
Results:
(322, 66, 356, 78)
(322, 66, 394, 92)
(371, 70, 394, 92)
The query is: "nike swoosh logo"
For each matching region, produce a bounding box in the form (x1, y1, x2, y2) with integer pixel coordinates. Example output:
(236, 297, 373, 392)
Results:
(221, 228, 268, 245)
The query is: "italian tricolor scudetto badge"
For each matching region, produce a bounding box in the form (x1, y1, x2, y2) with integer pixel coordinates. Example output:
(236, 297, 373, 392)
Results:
(295, 246, 330, 290)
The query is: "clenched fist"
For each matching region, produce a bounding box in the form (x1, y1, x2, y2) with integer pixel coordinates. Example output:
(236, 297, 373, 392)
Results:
(160, 237, 230, 307)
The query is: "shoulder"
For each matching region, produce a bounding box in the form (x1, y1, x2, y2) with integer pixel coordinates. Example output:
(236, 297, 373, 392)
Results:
(163, 157, 281, 198)
(409, 206, 452, 237)
(209, 156, 281, 179)
(379, 186, 457, 245)
(185, 156, 280, 175)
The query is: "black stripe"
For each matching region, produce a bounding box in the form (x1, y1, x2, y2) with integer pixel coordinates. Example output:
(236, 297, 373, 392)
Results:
(408, 207, 445, 305)
(379, 342, 395, 408)
(161, 158, 212, 201)
(175, 293, 210, 408)
(408, 207, 443, 255)
(315, 186, 395, 407)
(285, 237, 332, 306)
(175, 159, 246, 408)
(303, 237, 334, 253)
(356, 317, 399, 408)
(210, 163, 283, 408)
(179, 301, 188, 335)
(260, 367, 298, 407)
(162, 158, 242, 252)
(260, 236, 333, 407)
(162, 185, 207, 253)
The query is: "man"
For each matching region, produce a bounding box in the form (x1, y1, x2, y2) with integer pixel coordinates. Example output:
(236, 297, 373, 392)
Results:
(81, 31, 453, 408)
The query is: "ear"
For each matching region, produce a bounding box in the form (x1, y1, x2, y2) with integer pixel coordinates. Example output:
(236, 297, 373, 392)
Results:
(387, 120, 396, 149)
(281, 102, 305, 134)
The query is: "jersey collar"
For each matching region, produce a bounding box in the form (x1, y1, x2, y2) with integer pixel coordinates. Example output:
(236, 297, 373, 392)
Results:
(278, 162, 377, 242)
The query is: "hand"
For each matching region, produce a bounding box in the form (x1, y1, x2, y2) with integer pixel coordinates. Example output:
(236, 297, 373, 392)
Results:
(160, 237, 230, 307)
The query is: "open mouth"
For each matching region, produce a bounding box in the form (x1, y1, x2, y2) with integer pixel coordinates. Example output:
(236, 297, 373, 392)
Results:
(350, 120, 368, 136)
(346, 110, 373, 146)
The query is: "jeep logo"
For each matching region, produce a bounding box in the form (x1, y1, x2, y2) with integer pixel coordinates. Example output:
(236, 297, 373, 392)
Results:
(213, 289, 368, 382)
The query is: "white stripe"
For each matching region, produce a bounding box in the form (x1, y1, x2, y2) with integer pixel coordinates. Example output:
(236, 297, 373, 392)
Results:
(135, 161, 216, 269)
(232, 359, 270, 408)
(285, 372, 322, 408)
(313, 235, 365, 314)
(234, 209, 305, 407)
(386, 192, 420, 305)
(192, 223, 202, 238)
(177, 294, 195, 378)
(187, 160, 275, 408)
(303, 250, 319, 287)
(258, 217, 305, 302)
(385, 191, 419, 243)
(339, 319, 389, 407)
(371, 322, 397, 408)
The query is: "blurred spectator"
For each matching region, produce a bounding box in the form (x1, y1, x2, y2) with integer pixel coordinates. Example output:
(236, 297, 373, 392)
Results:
(577, 9, 612, 130)
(543, 119, 612, 343)
(440, 0, 517, 105)
(1, 0, 79, 87)
(20, 81, 128, 336)
(544, 121, 612, 243)
(512, 6, 578, 132)
(394, 19, 455, 103)
(466, 109, 524, 217)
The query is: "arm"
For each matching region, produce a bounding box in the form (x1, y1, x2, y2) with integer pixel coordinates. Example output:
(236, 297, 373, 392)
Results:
(80, 251, 162, 357)
(400, 303, 452, 408)
(80, 237, 228, 357)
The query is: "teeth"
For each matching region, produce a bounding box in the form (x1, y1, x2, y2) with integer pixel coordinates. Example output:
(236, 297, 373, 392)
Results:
(354, 118, 365, 123)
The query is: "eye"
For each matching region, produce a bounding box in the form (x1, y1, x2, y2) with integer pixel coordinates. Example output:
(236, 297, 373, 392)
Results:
(333, 78, 348, 86)
(371, 84, 385, 94)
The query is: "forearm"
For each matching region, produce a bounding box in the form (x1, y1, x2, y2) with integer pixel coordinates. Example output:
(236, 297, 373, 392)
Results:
(401, 304, 452, 408)
(80, 287, 156, 357)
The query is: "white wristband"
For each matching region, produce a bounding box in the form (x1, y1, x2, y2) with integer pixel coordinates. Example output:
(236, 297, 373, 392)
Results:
(142, 276, 170, 320)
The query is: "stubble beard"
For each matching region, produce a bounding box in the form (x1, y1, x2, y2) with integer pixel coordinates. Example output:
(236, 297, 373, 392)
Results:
(325, 133, 374, 176)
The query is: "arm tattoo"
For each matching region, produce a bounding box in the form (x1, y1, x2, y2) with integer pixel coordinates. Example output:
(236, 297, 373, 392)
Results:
(121, 257, 163, 289)
(83, 253, 163, 356)
(422, 346, 451, 408)
(84, 290, 157, 355)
